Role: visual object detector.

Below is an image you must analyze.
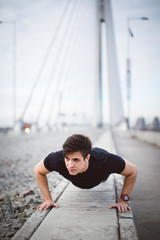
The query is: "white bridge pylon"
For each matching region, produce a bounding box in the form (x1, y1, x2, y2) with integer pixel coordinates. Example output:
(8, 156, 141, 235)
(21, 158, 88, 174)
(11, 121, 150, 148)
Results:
(95, 0, 124, 127)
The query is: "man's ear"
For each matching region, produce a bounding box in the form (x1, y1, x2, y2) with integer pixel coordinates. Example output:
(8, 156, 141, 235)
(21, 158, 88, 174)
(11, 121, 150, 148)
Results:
(85, 154, 90, 161)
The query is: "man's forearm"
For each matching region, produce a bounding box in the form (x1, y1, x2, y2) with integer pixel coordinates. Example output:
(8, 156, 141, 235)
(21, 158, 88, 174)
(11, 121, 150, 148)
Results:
(121, 170, 137, 196)
(35, 172, 52, 201)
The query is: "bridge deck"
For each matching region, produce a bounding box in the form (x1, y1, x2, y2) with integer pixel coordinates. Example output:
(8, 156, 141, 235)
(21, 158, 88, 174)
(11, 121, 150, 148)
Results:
(12, 130, 137, 240)
(30, 178, 119, 240)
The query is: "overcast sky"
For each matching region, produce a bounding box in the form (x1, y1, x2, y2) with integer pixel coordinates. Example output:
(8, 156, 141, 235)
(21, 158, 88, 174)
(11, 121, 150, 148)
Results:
(0, 0, 160, 127)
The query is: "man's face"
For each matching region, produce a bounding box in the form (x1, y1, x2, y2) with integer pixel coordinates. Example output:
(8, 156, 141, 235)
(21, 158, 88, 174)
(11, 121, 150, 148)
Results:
(64, 151, 90, 176)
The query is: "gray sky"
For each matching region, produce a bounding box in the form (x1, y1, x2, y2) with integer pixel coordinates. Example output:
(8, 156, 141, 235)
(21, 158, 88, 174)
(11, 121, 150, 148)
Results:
(112, 0, 160, 126)
(0, 0, 160, 127)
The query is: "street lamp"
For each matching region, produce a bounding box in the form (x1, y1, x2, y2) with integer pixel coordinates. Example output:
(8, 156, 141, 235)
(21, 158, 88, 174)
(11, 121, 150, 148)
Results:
(126, 17, 149, 129)
(0, 20, 16, 128)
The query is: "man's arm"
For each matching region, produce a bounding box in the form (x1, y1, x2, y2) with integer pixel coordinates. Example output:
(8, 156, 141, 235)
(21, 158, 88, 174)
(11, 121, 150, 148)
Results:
(109, 160, 137, 212)
(34, 160, 58, 210)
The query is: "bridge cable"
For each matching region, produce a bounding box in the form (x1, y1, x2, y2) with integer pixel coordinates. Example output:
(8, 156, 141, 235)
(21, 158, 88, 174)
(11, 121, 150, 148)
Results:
(45, 0, 86, 127)
(35, 0, 78, 129)
(59, 0, 90, 122)
(55, 0, 89, 125)
(19, 0, 71, 123)
(60, 0, 92, 123)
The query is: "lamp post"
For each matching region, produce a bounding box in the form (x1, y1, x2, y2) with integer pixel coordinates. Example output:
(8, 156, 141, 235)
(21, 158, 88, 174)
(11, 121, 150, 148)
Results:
(0, 20, 16, 128)
(126, 17, 149, 129)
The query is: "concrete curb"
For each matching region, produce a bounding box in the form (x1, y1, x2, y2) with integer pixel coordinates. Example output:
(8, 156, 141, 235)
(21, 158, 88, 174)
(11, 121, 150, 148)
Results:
(130, 130, 160, 147)
(111, 130, 138, 240)
(114, 174, 138, 240)
(11, 179, 69, 240)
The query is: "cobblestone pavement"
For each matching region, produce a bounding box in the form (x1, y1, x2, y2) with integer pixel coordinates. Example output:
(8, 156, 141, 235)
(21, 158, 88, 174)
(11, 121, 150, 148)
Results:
(0, 127, 103, 239)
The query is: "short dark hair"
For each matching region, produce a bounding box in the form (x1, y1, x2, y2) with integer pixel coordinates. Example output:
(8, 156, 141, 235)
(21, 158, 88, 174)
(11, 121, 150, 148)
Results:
(62, 134, 92, 159)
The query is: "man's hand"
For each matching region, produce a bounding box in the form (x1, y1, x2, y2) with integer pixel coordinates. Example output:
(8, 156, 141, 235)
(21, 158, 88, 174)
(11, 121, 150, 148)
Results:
(37, 200, 59, 211)
(109, 199, 131, 212)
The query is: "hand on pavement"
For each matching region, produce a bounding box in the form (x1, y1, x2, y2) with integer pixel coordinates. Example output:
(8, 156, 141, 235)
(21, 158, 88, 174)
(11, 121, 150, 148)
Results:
(109, 200, 131, 212)
(37, 200, 59, 211)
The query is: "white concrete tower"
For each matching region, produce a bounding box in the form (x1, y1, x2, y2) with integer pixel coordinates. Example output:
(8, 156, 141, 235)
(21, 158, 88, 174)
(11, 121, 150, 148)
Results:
(95, 0, 124, 127)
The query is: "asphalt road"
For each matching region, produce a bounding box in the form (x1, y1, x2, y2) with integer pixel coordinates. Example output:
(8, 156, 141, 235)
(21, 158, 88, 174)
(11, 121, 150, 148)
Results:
(113, 130, 160, 240)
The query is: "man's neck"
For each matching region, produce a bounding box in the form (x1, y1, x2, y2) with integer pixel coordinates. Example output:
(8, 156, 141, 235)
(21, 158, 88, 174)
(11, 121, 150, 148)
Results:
(80, 160, 89, 173)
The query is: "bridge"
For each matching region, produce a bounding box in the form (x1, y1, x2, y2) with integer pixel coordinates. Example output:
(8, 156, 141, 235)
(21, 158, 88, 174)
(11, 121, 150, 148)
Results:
(0, 0, 159, 132)
(0, 0, 160, 240)
(1, 0, 124, 131)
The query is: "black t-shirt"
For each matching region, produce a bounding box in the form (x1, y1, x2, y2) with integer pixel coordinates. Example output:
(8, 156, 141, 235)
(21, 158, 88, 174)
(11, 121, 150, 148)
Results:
(44, 147, 125, 189)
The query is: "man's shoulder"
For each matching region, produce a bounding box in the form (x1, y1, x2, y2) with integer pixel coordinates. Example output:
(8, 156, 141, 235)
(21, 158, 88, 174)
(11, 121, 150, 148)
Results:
(91, 147, 109, 155)
(47, 150, 64, 160)
(44, 150, 64, 172)
(90, 147, 109, 161)
(89, 148, 110, 172)
(45, 150, 64, 166)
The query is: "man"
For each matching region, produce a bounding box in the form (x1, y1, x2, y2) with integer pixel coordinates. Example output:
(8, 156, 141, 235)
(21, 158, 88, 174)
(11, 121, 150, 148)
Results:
(34, 134, 137, 212)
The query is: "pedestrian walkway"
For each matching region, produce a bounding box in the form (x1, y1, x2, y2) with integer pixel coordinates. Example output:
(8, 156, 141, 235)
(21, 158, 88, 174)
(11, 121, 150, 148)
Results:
(113, 129, 160, 240)
(12, 129, 138, 240)
(30, 176, 118, 240)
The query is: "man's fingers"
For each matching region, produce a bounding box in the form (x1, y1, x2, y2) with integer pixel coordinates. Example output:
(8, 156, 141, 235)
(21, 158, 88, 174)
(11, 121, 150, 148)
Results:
(121, 206, 127, 212)
(127, 205, 131, 210)
(53, 203, 59, 208)
(44, 203, 59, 210)
(37, 204, 44, 210)
(38, 204, 46, 211)
(118, 206, 121, 212)
(109, 203, 131, 212)
(37, 201, 59, 211)
(44, 205, 50, 210)
(109, 204, 116, 209)
(119, 205, 131, 212)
